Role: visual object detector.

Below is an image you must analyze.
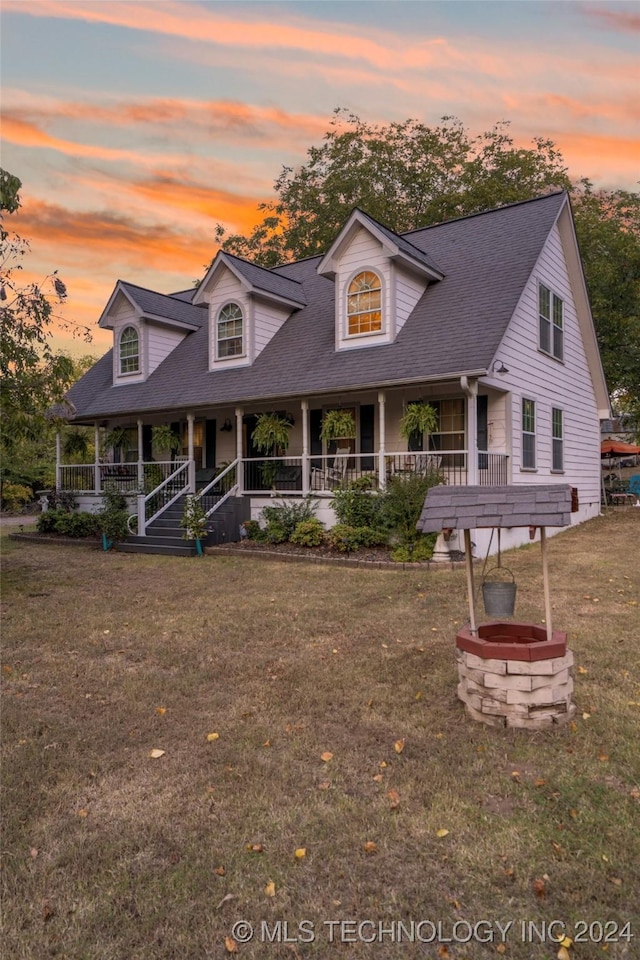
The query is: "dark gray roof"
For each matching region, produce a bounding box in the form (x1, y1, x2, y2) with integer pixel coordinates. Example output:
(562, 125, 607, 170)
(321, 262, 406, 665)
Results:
(119, 281, 206, 327)
(223, 253, 306, 305)
(67, 192, 567, 421)
(417, 484, 573, 532)
(356, 209, 444, 276)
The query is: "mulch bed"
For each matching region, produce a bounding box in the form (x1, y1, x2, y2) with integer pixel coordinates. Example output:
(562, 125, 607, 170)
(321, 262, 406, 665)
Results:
(207, 539, 467, 569)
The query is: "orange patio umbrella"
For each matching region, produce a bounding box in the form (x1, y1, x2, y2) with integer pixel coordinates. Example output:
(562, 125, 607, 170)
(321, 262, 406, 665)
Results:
(601, 439, 640, 456)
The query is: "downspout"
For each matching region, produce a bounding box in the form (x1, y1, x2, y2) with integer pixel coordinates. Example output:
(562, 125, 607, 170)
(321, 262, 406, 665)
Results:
(377, 391, 387, 490)
(461, 376, 478, 486)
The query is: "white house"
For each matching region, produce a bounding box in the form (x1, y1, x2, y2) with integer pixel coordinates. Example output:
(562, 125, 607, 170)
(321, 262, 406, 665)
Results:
(62, 191, 610, 554)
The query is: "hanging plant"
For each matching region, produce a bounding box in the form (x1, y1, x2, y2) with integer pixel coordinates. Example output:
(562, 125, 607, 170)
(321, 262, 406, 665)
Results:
(320, 409, 356, 443)
(399, 401, 438, 442)
(63, 428, 90, 462)
(105, 426, 132, 455)
(151, 424, 181, 455)
(251, 413, 292, 456)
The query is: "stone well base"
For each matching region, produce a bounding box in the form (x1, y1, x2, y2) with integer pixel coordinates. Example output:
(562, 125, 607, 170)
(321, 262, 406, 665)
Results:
(456, 647, 576, 730)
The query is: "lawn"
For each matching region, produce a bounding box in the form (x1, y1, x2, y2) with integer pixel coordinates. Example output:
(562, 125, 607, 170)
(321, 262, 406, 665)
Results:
(1, 510, 639, 959)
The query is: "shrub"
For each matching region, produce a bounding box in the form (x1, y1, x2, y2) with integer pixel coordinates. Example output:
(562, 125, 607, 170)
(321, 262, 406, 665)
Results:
(260, 497, 318, 540)
(332, 477, 383, 530)
(37, 509, 62, 533)
(55, 511, 99, 538)
(265, 520, 287, 544)
(378, 470, 443, 544)
(1, 482, 33, 512)
(390, 534, 436, 563)
(242, 519, 263, 540)
(97, 487, 130, 543)
(290, 518, 325, 547)
(327, 524, 372, 553)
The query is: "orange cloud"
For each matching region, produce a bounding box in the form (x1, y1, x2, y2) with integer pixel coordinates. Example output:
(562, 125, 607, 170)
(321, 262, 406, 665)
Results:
(583, 6, 640, 33)
(125, 174, 267, 233)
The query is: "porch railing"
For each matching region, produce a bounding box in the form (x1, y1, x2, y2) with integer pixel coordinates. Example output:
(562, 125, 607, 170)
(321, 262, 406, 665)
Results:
(58, 461, 186, 494)
(59, 464, 96, 492)
(194, 459, 239, 518)
(136, 460, 190, 536)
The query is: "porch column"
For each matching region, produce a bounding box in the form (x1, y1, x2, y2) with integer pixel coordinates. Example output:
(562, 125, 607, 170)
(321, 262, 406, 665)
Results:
(187, 414, 196, 492)
(94, 423, 101, 494)
(461, 376, 479, 485)
(235, 407, 244, 495)
(301, 400, 310, 497)
(377, 391, 387, 490)
(55, 431, 61, 490)
(137, 419, 144, 489)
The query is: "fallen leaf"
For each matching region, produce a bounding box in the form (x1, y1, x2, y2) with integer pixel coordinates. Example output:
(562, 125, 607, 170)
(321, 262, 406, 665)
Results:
(532, 877, 546, 898)
(216, 893, 236, 909)
(414, 691, 423, 701)
(30, 847, 38, 859)
(2, 665, 12, 675)
(207, 732, 220, 742)
(436, 828, 449, 838)
(582, 712, 591, 720)
(437, 947, 450, 958)
(318, 780, 331, 790)
(511, 770, 521, 780)
(496, 945, 506, 955)
(578, 666, 588, 674)
(570, 721, 577, 732)
(570, 808, 579, 819)
(373, 773, 383, 783)
(557, 935, 573, 948)
(224, 936, 238, 954)
(264, 880, 276, 897)
(215, 865, 226, 876)
(394, 739, 405, 754)
(320, 751, 333, 762)
(149, 748, 165, 759)
(598, 753, 609, 762)
(247, 843, 264, 853)
(379, 760, 388, 769)
(609, 877, 622, 886)
(534, 778, 547, 787)
(77, 808, 88, 818)
(387, 789, 401, 809)
(156, 707, 166, 715)
(262, 740, 271, 747)
(557, 947, 571, 960)
(294, 847, 306, 860)
(363, 841, 378, 854)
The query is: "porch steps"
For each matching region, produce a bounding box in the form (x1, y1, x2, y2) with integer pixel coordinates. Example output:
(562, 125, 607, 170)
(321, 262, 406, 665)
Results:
(117, 495, 246, 556)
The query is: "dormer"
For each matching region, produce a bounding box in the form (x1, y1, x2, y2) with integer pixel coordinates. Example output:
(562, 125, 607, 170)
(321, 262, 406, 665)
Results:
(99, 281, 204, 385)
(193, 252, 306, 370)
(317, 210, 444, 351)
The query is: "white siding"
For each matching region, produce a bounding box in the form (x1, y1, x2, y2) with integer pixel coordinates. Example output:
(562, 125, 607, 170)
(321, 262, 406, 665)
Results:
(254, 300, 291, 356)
(147, 323, 186, 375)
(112, 307, 145, 385)
(395, 264, 427, 334)
(335, 227, 393, 349)
(489, 222, 601, 525)
(207, 268, 251, 370)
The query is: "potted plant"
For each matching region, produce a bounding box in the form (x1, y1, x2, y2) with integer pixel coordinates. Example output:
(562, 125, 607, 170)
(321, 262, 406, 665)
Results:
(104, 426, 132, 460)
(251, 413, 293, 489)
(181, 494, 208, 556)
(63, 428, 91, 463)
(399, 401, 438, 445)
(97, 486, 130, 550)
(151, 424, 181, 460)
(320, 409, 356, 445)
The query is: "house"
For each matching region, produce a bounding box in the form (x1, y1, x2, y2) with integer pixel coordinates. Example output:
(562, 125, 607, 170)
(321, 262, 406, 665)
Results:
(62, 191, 610, 555)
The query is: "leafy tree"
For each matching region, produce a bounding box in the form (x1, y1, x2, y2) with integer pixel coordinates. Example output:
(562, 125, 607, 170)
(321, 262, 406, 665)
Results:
(1, 169, 91, 453)
(215, 111, 639, 408)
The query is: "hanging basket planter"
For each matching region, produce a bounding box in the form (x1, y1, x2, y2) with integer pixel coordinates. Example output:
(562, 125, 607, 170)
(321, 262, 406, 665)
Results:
(482, 566, 517, 618)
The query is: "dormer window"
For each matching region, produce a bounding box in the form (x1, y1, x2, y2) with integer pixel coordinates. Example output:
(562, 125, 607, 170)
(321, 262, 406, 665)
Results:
(347, 271, 382, 336)
(217, 302, 244, 358)
(119, 326, 139, 374)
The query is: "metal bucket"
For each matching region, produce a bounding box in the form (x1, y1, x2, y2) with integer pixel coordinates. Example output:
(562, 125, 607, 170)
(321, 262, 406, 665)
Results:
(482, 568, 517, 617)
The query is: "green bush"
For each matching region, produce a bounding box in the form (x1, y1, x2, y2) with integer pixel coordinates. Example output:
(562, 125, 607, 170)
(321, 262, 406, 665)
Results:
(327, 524, 365, 553)
(265, 520, 288, 544)
(261, 497, 318, 540)
(242, 519, 263, 540)
(378, 470, 443, 544)
(36, 509, 98, 538)
(1, 482, 33, 512)
(97, 487, 130, 543)
(37, 509, 61, 533)
(290, 518, 325, 547)
(390, 534, 436, 563)
(332, 477, 382, 530)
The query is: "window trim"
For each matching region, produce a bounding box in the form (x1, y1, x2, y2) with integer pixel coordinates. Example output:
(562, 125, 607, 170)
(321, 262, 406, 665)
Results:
(538, 281, 564, 362)
(216, 301, 245, 360)
(119, 324, 140, 376)
(551, 407, 564, 473)
(521, 397, 536, 470)
(346, 269, 383, 338)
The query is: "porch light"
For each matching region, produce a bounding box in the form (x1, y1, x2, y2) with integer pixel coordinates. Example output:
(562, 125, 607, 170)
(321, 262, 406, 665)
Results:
(220, 418, 233, 432)
(491, 360, 509, 374)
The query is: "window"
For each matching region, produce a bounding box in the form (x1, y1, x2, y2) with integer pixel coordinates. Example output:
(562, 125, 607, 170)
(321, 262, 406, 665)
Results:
(119, 326, 139, 374)
(552, 408, 563, 471)
(429, 398, 465, 451)
(522, 398, 536, 469)
(539, 283, 563, 360)
(217, 302, 243, 358)
(347, 271, 382, 335)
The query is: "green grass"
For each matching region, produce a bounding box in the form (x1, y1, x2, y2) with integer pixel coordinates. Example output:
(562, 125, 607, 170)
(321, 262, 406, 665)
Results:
(1, 509, 639, 959)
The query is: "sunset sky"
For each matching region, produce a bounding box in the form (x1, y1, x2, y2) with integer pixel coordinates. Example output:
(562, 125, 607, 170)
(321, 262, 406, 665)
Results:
(1, 0, 638, 359)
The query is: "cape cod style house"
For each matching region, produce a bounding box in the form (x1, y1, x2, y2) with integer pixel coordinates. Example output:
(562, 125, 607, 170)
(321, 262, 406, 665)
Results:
(62, 191, 609, 554)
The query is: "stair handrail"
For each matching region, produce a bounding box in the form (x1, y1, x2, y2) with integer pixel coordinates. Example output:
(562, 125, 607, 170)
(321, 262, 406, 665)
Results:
(193, 459, 239, 518)
(135, 459, 191, 536)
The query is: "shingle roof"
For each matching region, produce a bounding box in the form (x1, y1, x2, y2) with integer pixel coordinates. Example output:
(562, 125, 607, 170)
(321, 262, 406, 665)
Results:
(417, 484, 573, 532)
(222, 253, 307, 305)
(67, 192, 567, 421)
(118, 281, 206, 327)
(356, 209, 444, 276)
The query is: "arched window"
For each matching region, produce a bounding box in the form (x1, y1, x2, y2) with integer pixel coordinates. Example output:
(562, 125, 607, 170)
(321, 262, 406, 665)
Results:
(217, 302, 244, 358)
(347, 271, 382, 335)
(119, 326, 139, 374)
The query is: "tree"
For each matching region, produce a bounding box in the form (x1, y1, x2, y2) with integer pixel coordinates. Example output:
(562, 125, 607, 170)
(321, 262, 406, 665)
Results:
(215, 112, 639, 408)
(1, 170, 91, 448)
(216, 112, 571, 266)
